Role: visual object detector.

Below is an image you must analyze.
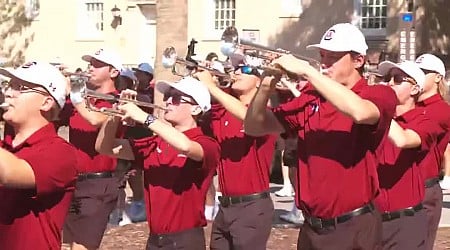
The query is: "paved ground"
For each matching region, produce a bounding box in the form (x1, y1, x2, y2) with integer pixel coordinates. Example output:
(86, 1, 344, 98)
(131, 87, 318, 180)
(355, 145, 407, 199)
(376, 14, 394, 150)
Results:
(63, 184, 450, 250)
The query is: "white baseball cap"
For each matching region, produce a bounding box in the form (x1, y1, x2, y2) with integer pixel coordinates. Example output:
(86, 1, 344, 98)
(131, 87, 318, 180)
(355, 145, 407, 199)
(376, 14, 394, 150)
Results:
(156, 77, 211, 112)
(415, 53, 446, 77)
(378, 60, 426, 90)
(307, 23, 368, 55)
(82, 48, 123, 71)
(0, 61, 68, 108)
(132, 62, 154, 75)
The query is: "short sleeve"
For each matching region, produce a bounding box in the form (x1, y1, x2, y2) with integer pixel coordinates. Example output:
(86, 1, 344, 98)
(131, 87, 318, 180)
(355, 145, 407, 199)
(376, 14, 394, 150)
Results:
(271, 94, 309, 133)
(359, 84, 397, 134)
(129, 136, 158, 165)
(405, 115, 440, 151)
(193, 135, 220, 172)
(27, 140, 78, 195)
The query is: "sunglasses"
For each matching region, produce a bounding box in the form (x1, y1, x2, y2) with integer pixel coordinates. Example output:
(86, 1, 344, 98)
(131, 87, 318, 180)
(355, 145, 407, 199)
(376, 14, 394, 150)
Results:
(383, 74, 417, 85)
(5, 81, 49, 96)
(163, 92, 196, 106)
(235, 65, 260, 76)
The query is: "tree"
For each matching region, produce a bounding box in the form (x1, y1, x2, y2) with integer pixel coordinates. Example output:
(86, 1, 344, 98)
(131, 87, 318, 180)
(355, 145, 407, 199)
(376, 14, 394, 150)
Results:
(0, 1, 33, 67)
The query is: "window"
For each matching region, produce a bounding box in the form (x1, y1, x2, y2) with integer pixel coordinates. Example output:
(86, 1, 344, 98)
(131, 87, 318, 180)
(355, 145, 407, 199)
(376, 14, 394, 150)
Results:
(76, 0, 104, 40)
(353, 0, 387, 36)
(204, 0, 235, 40)
(360, 0, 387, 29)
(214, 0, 235, 30)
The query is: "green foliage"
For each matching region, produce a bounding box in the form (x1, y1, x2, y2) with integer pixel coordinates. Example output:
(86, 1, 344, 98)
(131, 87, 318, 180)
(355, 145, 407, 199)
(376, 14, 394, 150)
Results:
(0, 0, 33, 67)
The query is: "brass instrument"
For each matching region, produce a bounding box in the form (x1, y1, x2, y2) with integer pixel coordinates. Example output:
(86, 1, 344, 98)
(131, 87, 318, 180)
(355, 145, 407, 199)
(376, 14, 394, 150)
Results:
(162, 46, 234, 88)
(0, 93, 7, 109)
(220, 26, 322, 77)
(0, 82, 8, 108)
(83, 90, 169, 115)
(67, 72, 168, 115)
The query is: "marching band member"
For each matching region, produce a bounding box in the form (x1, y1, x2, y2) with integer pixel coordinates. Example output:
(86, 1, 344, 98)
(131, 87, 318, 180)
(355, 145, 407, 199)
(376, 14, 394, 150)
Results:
(273, 80, 306, 225)
(244, 23, 397, 249)
(95, 77, 220, 250)
(195, 60, 277, 250)
(0, 62, 78, 249)
(126, 63, 155, 223)
(414, 54, 450, 250)
(203, 52, 221, 222)
(60, 48, 125, 250)
(376, 60, 438, 249)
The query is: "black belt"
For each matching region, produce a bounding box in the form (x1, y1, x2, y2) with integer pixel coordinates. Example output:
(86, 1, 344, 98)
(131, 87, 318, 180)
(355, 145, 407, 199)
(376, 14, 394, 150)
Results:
(304, 202, 375, 230)
(148, 227, 203, 247)
(218, 191, 270, 207)
(381, 203, 423, 222)
(77, 171, 114, 181)
(424, 177, 440, 188)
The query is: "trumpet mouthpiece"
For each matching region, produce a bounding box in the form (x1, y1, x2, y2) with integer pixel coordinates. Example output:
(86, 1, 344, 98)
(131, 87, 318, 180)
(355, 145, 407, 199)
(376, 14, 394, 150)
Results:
(0, 103, 10, 109)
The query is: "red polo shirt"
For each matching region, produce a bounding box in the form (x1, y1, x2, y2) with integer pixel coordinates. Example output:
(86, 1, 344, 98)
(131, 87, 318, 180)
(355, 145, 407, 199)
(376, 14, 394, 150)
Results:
(58, 96, 120, 173)
(130, 127, 220, 234)
(416, 94, 450, 180)
(209, 104, 277, 196)
(376, 108, 438, 212)
(272, 78, 397, 218)
(0, 123, 78, 250)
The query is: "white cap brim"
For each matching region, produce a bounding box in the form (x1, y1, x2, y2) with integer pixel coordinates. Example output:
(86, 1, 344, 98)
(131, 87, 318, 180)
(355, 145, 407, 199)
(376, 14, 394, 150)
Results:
(156, 80, 182, 96)
(81, 55, 93, 63)
(378, 61, 425, 89)
(0, 68, 16, 80)
(306, 43, 363, 54)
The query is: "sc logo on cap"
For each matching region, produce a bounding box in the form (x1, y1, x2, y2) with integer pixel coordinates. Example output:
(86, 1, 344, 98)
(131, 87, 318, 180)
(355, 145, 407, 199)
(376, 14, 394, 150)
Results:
(416, 56, 424, 63)
(22, 61, 37, 68)
(324, 29, 335, 41)
(95, 49, 103, 55)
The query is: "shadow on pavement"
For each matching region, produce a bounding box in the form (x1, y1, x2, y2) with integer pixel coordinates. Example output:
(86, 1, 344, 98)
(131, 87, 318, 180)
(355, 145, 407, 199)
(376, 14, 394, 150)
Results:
(273, 209, 302, 229)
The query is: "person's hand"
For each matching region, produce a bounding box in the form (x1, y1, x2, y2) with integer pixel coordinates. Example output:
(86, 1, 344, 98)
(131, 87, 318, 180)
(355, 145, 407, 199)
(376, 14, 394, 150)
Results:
(194, 70, 217, 90)
(272, 54, 316, 76)
(258, 74, 279, 93)
(275, 77, 296, 92)
(117, 89, 147, 125)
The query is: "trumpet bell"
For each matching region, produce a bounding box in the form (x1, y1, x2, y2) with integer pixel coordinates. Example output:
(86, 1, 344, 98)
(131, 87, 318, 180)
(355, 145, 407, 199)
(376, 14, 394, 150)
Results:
(162, 46, 177, 68)
(220, 26, 239, 57)
(221, 26, 239, 44)
(220, 42, 237, 57)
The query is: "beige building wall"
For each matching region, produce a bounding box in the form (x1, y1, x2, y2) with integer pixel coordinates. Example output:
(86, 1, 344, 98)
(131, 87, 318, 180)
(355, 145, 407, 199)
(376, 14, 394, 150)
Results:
(7, 0, 156, 71)
(2, 0, 449, 71)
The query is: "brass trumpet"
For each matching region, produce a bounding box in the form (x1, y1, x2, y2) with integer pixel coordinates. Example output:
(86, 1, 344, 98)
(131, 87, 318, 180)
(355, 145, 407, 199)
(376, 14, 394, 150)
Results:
(82, 90, 169, 115)
(220, 26, 322, 75)
(162, 46, 232, 78)
(67, 73, 168, 115)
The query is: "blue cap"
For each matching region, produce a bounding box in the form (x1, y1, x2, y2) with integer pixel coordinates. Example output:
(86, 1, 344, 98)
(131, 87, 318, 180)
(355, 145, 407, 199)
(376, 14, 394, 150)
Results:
(120, 68, 137, 81)
(133, 62, 154, 75)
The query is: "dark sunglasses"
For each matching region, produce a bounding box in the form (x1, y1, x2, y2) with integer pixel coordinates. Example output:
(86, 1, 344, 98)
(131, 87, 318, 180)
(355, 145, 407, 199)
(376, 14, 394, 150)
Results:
(5, 80, 49, 96)
(383, 74, 417, 85)
(235, 65, 260, 76)
(163, 92, 196, 106)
